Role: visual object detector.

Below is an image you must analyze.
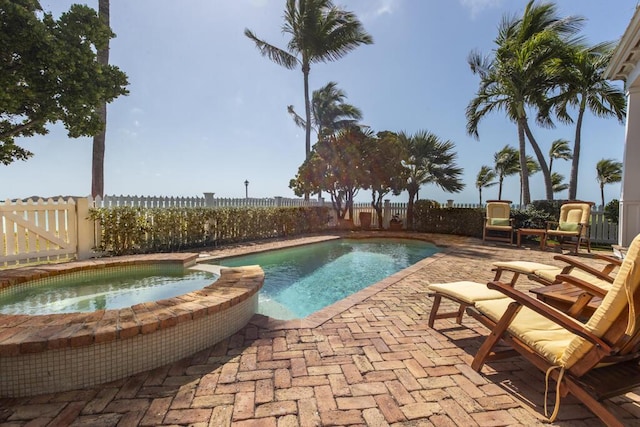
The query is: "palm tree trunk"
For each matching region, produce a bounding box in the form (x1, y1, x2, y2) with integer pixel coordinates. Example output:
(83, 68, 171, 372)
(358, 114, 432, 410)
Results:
(568, 104, 586, 200)
(600, 183, 605, 208)
(522, 120, 553, 200)
(479, 188, 482, 205)
(406, 188, 417, 230)
(91, 0, 109, 198)
(517, 119, 530, 205)
(302, 61, 311, 201)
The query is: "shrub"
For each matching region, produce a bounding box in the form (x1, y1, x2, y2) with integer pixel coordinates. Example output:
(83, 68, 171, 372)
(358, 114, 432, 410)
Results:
(89, 205, 330, 256)
(529, 199, 565, 221)
(511, 206, 554, 229)
(414, 201, 483, 237)
(604, 199, 619, 224)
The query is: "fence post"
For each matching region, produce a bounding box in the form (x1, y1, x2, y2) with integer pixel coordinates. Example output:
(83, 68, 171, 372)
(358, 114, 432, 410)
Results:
(383, 199, 391, 227)
(203, 192, 215, 207)
(76, 197, 95, 260)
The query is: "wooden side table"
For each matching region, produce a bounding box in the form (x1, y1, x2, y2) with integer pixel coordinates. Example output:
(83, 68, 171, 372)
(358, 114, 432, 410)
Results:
(517, 228, 546, 250)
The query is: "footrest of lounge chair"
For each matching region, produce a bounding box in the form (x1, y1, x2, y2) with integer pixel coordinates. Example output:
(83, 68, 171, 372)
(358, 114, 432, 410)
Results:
(492, 261, 558, 275)
(427, 281, 508, 327)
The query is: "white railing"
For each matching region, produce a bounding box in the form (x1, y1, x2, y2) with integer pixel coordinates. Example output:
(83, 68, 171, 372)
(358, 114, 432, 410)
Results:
(94, 194, 322, 209)
(0, 195, 619, 267)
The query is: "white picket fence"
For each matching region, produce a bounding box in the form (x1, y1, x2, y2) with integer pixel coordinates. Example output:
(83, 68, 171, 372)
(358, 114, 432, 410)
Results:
(0, 195, 618, 267)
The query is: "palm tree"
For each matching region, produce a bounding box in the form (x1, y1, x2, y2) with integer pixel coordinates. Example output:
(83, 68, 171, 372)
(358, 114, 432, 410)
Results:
(467, 1, 582, 203)
(548, 138, 572, 175)
(550, 43, 626, 200)
(476, 165, 497, 205)
(399, 130, 464, 229)
(596, 158, 622, 207)
(92, 0, 109, 198)
(551, 172, 569, 194)
(288, 81, 362, 141)
(245, 0, 372, 170)
(493, 145, 520, 200)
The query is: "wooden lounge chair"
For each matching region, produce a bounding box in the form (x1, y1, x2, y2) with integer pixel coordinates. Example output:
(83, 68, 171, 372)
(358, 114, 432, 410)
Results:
(545, 200, 595, 253)
(482, 200, 514, 244)
(466, 233, 640, 426)
(427, 255, 618, 327)
(492, 253, 621, 288)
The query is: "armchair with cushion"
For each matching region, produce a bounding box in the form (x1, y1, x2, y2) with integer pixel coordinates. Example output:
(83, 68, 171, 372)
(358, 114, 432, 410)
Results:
(466, 232, 640, 426)
(545, 201, 594, 252)
(482, 200, 514, 244)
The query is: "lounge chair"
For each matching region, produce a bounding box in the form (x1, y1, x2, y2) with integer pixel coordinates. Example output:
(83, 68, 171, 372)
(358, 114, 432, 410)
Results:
(545, 201, 595, 253)
(426, 281, 509, 328)
(426, 254, 618, 327)
(492, 253, 620, 289)
(465, 233, 640, 426)
(482, 200, 514, 244)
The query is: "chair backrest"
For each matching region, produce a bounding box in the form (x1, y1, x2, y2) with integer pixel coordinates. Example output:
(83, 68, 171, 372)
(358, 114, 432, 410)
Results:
(486, 200, 511, 221)
(557, 201, 594, 236)
(560, 232, 640, 373)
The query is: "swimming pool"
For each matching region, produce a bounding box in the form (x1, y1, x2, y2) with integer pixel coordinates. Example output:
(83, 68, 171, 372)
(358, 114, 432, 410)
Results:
(212, 238, 439, 319)
(0, 265, 219, 315)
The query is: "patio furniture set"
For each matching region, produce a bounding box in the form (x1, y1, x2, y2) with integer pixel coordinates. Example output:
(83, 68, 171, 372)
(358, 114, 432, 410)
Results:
(482, 199, 595, 253)
(427, 228, 640, 427)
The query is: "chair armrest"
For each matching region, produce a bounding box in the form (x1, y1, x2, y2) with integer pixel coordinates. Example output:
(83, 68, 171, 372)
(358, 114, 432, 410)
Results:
(553, 255, 615, 283)
(485, 281, 612, 352)
(554, 274, 608, 298)
(593, 253, 623, 268)
(545, 220, 558, 231)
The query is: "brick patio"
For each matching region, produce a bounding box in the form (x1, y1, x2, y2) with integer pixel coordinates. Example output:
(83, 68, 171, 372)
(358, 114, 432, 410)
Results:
(1, 232, 639, 426)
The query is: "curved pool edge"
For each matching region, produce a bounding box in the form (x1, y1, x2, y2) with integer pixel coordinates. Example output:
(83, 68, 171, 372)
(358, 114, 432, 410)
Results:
(0, 254, 264, 398)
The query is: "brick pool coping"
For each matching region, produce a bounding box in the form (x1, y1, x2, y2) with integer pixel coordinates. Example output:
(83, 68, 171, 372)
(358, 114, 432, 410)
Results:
(0, 254, 265, 397)
(0, 254, 264, 357)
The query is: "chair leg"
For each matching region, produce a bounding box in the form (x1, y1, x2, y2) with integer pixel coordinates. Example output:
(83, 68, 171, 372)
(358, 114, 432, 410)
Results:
(428, 294, 442, 328)
(471, 302, 521, 371)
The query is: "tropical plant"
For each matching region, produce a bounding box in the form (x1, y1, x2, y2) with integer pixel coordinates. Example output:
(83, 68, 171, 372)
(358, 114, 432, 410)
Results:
(596, 158, 622, 207)
(476, 165, 497, 205)
(548, 42, 626, 200)
(362, 131, 407, 228)
(604, 198, 619, 224)
(288, 81, 362, 141)
(551, 171, 569, 194)
(1, 0, 129, 165)
(399, 130, 464, 229)
(548, 138, 572, 175)
(289, 126, 370, 219)
(92, 0, 110, 198)
(493, 145, 519, 200)
(244, 0, 372, 172)
(466, 1, 582, 203)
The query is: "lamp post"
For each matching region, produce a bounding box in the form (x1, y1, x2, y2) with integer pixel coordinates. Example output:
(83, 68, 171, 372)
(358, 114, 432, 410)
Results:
(244, 180, 249, 199)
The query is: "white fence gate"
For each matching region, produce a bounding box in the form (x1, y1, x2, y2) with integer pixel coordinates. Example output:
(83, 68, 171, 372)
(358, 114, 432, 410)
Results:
(1, 198, 79, 267)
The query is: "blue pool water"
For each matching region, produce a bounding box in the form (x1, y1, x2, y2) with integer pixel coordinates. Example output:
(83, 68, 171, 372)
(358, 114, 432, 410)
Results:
(213, 238, 439, 319)
(0, 266, 219, 315)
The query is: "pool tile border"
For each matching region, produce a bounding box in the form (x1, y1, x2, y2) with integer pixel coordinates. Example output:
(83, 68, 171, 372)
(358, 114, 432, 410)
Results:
(0, 254, 265, 397)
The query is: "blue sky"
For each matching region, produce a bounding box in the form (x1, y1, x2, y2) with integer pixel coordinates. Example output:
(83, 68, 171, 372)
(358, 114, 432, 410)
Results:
(2, 0, 635, 206)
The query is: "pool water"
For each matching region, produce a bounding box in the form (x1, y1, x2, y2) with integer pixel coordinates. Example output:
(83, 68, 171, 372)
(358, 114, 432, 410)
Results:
(214, 238, 439, 319)
(0, 266, 219, 315)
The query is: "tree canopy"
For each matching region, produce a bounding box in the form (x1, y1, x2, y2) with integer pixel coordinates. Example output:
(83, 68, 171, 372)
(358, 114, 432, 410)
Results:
(1, 0, 129, 165)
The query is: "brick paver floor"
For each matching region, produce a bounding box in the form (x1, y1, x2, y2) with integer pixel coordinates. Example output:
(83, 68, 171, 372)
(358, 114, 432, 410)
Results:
(1, 232, 639, 426)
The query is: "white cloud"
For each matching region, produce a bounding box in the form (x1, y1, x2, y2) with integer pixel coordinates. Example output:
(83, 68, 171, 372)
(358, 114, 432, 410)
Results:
(459, 0, 503, 19)
(375, 0, 396, 16)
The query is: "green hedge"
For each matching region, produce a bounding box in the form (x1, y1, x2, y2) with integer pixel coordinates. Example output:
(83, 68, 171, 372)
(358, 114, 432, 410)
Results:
(413, 201, 484, 237)
(89, 206, 331, 256)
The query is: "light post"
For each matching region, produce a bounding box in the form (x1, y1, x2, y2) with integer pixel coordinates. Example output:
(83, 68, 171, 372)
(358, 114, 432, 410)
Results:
(244, 180, 249, 199)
